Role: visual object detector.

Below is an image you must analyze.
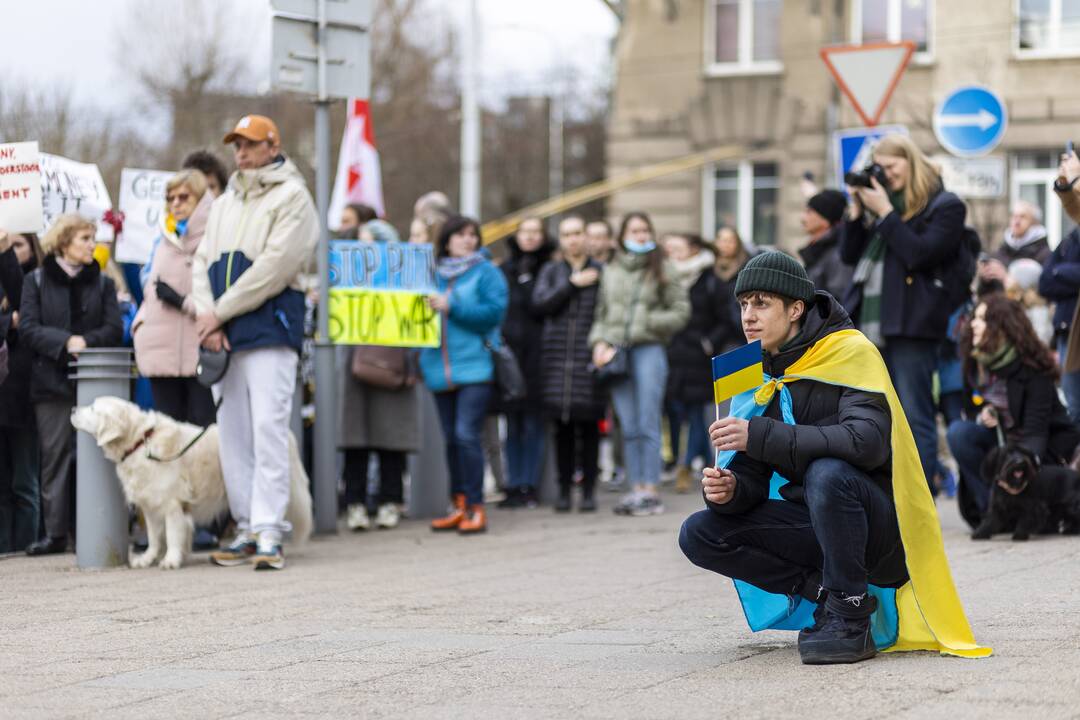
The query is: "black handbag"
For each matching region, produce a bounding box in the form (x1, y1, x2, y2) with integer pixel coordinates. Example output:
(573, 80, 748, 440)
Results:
(592, 283, 642, 386)
(195, 348, 230, 388)
(484, 336, 527, 403)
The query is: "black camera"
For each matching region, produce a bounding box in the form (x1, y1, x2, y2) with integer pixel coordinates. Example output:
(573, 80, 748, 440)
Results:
(844, 163, 888, 189)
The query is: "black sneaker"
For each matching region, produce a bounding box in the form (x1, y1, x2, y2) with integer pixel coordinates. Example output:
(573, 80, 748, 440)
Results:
(497, 489, 526, 509)
(798, 593, 878, 665)
(554, 494, 572, 513)
(579, 495, 597, 513)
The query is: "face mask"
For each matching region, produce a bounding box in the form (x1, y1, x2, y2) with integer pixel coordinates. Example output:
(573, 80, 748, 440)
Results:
(624, 238, 656, 255)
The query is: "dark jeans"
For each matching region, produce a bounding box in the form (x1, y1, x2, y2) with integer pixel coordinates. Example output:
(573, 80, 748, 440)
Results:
(1058, 336, 1080, 425)
(343, 448, 405, 507)
(666, 399, 711, 467)
(945, 420, 996, 515)
(505, 410, 546, 490)
(434, 383, 493, 506)
(884, 337, 938, 494)
(679, 458, 906, 598)
(150, 376, 216, 428)
(0, 425, 41, 552)
(553, 419, 600, 492)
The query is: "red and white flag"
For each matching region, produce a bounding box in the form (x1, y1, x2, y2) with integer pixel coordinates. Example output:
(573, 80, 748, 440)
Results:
(329, 99, 385, 229)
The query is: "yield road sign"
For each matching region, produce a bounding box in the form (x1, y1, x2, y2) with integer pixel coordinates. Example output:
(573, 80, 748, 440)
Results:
(933, 86, 1007, 157)
(820, 41, 916, 127)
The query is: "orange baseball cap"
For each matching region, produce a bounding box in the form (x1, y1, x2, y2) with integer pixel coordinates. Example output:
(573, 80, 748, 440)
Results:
(223, 115, 281, 145)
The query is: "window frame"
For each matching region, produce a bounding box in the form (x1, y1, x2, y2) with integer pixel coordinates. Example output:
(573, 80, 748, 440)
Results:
(704, 0, 784, 77)
(849, 0, 935, 64)
(701, 160, 780, 247)
(1014, 0, 1080, 59)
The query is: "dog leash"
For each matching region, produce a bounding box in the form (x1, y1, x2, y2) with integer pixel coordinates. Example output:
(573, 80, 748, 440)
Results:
(144, 395, 224, 463)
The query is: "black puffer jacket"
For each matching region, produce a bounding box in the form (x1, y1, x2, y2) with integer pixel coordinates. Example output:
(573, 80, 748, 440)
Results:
(981, 358, 1080, 464)
(710, 292, 894, 515)
(667, 269, 741, 406)
(840, 189, 967, 341)
(0, 249, 37, 427)
(19, 256, 123, 403)
(532, 258, 605, 422)
(496, 235, 555, 412)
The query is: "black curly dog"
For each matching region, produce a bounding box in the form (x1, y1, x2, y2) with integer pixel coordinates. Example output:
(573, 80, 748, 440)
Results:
(972, 445, 1080, 541)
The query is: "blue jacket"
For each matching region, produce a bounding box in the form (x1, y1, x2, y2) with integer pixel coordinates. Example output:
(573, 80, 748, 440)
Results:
(419, 257, 508, 392)
(1038, 227, 1080, 339)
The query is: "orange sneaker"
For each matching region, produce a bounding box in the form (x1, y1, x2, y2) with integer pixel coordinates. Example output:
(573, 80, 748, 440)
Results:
(431, 494, 467, 532)
(457, 505, 487, 535)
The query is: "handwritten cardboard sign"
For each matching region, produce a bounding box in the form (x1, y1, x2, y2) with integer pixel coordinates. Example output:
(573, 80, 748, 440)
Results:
(326, 240, 439, 347)
(116, 168, 172, 264)
(39, 153, 114, 241)
(0, 141, 44, 234)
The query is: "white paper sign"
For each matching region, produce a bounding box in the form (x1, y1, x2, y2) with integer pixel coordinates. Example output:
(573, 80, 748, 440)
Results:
(933, 155, 1006, 199)
(116, 168, 172, 264)
(39, 152, 114, 241)
(0, 141, 44, 234)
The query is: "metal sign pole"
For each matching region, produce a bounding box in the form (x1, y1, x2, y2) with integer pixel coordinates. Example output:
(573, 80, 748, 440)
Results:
(313, 0, 338, 534)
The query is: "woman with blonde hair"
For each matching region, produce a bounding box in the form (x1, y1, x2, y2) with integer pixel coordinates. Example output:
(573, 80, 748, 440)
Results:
(840, 133, 968, 495)
(20, 214, 123, 555)
(132, 169, 216, 428)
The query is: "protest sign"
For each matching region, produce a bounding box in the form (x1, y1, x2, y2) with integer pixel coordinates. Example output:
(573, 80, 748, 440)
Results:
(116, 168, 172, 264)
(327, 240, 440, 347)
(39, 153, 114, 241)
(0, 141, 44, 234)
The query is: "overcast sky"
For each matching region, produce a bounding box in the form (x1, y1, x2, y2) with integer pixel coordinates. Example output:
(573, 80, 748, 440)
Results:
(0, 0, 617, 110)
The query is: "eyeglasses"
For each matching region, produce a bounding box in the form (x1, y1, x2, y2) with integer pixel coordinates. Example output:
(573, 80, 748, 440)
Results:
(166, 192, 191, 204)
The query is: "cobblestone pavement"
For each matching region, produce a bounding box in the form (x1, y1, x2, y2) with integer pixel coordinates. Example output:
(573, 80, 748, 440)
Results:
(2, 489, 1079, 719)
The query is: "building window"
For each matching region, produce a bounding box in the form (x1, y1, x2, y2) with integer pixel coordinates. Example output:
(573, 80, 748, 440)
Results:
(850, 0, 932, 56)
(1011, 150, 1077, 249)
(1017, 0, 1080, 54)
(706, 0, 782, 75)
(704, 161, 779, 247)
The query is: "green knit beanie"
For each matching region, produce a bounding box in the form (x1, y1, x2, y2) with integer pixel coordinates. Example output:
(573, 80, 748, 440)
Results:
(733, 251, 816, 303)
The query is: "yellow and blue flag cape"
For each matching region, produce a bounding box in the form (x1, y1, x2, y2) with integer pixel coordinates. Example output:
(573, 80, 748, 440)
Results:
(716, 329, 991, 658)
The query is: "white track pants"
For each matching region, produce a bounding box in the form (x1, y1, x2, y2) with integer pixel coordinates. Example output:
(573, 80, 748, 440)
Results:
(214, 347, 297, 535)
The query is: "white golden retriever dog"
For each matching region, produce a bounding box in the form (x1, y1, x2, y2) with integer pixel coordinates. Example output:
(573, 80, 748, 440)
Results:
(72, 396, 312, 569)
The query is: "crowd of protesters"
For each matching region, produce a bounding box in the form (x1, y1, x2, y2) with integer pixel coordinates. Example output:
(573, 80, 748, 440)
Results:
(4, 119, 1080, 568)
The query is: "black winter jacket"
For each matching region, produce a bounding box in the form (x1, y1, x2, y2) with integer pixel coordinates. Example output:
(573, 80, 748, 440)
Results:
(19, 256, 123, 403)
(709, 292, 894, 515)
(1039, 227, 1080, 340)
(496, 235, 555, 412)
(532, 258, 605, 422)
(798, 224, 854, 301)
(0, 250, 37, 427)
(666, 269, 741, 406)
(840, 189, 967, 341)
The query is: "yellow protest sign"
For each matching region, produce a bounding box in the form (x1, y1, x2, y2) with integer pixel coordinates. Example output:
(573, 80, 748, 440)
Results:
(327, 288, 440, 348)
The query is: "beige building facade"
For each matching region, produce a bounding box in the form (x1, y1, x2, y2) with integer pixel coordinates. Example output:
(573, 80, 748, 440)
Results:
(608, 0, 1080, 252)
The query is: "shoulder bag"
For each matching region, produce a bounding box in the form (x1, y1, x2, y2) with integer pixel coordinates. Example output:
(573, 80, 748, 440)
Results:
(484, 335, 527, 403)
(592, 281, 643, 386)
(351, 345, 416, 390)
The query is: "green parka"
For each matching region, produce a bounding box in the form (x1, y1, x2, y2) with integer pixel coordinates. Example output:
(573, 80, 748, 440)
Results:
(588, 251, 691, 348)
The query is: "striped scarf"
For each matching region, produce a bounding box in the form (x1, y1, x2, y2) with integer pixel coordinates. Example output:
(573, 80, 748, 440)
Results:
(852, 192, 904, 348)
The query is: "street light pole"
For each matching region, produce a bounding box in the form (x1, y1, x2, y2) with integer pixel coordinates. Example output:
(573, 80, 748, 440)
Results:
(313, 0, 338, 534)
(460, 0, 481, 217)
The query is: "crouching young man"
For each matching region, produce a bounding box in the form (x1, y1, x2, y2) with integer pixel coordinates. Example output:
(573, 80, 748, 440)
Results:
(679, 252, 989, 664)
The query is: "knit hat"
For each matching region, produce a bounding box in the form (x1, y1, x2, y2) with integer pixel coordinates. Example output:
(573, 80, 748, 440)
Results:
(362, 219, 401, 244)
(807, 189, 847, 225)
(734, 251, 816, 303)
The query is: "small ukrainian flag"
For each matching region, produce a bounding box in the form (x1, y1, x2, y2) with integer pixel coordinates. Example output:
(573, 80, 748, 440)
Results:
(712, 340, 764, 405)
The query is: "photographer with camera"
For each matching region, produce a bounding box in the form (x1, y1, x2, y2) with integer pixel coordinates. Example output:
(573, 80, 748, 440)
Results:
(839, 134, 968, 494)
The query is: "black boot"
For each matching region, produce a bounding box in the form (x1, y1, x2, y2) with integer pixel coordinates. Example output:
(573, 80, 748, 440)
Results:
(555, 484, 572, 513)
(796, 572, 827, 644)
(26, 537, 67, 556)
(579, 480, 597, 512)
(798, 591, 878, 665)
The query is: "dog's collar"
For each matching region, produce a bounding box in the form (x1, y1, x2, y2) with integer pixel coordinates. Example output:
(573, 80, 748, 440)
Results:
(121, 428, 155, 462)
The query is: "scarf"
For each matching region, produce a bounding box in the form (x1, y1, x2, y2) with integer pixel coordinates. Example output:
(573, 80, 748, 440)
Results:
(851, 192, 904, 348)
(55, 257, 82, 278)
(437, 251, 486, 280)
(669, 250, 715, 288)
(973, 342, 1018, 373)
(717, 329, 991, 659)
(1003, 225, 1047, 251)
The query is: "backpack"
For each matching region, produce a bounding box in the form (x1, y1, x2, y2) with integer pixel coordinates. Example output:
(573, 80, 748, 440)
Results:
(925, 192, 981, 313)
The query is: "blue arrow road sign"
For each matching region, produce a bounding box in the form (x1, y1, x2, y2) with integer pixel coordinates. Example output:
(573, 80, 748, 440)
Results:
(933, 86, 1007, 157)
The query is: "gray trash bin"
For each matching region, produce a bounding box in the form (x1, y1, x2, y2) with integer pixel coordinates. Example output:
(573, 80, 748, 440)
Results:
(69, 348, 133, 569)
